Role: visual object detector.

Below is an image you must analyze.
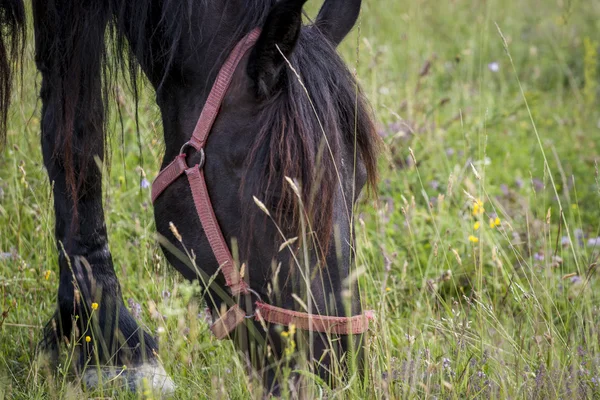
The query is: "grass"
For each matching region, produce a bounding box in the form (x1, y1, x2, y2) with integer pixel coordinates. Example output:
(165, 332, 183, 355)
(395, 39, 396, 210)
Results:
(2, 0, 600, 398)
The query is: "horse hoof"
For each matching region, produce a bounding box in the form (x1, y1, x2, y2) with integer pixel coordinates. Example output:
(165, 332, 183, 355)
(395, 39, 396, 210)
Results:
(82, 362, 175, 397)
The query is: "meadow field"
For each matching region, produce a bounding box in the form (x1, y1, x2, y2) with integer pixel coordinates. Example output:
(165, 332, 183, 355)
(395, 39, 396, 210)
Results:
(2, 0, 600, 398)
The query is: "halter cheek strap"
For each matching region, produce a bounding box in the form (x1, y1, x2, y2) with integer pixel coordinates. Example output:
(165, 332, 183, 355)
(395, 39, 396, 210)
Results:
(152, 28, 373, 339)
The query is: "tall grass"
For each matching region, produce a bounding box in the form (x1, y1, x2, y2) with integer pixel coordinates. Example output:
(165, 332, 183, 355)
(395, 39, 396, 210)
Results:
(1, 0, 600, 398)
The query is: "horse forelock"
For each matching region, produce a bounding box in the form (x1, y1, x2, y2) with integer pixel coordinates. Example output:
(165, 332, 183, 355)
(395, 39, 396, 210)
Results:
(243, 27, 380, 258)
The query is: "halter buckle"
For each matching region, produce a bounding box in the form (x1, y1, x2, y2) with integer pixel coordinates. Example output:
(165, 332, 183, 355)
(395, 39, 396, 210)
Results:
(179, 141, 205, 169)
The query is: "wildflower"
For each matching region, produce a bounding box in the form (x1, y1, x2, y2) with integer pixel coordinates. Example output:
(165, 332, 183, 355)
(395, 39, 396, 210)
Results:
(489, 217, 501, 228)
(468, 235, 479, 243)
(44, 270, 51, 280)
(85, 336, 91, 343)
(91, 302, 99, 311)
(488, 62, 499, 72)
(141, 178, 150, 189)
(127, 298, 142, 320)
(570, 275, 583, 284)
(386, 287, 391, 292)
(515, 178, 524, 189)
(474, 221, 481, 230)
(442, 357, 451, 370)
(532, 178, 544, 192)
(588, 237, 600, 247)
(472, 199, 484, 216)
(281, 324, 296, 338)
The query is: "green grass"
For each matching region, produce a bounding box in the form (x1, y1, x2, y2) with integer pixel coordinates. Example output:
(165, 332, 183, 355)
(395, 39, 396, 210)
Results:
(2, 0, 600, 398)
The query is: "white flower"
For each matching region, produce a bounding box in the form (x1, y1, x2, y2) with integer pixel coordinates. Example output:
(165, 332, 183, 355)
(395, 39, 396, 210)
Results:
(488, 62, 500, 72)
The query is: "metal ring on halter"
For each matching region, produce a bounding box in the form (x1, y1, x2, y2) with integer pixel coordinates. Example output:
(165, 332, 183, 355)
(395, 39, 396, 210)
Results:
(179, 141, 205, 169)
(244, 288, 264, 319)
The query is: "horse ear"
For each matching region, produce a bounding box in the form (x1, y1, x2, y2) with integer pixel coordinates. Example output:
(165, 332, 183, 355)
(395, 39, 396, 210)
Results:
(315, 0, 362, 46)
(247, 0, 308, 98)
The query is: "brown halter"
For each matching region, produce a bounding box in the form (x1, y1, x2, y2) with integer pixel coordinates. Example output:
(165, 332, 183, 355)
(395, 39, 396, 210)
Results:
(152, 28, 373, 339)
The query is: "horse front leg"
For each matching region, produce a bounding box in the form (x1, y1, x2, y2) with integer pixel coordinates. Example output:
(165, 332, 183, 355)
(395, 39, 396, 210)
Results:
(33, 0, 173, 394)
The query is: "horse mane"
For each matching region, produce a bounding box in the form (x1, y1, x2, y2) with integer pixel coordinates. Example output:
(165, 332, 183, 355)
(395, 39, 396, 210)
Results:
(0, 0, 380, 255)
(243, 26, 380, 257)
(1, 0, 276, 209)
(0, 0, 25, 146)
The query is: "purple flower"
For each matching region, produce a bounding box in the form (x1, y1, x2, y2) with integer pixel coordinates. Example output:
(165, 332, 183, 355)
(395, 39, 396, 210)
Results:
(141, 178, 150, 189)
(515, 178, 524, 189)
(534, 252, 544, 261)
(442, 358, 451, 369)
(127, 298, 142, 320)
(532, 178, 544, 192)
(588, 237, 600, 247)
(575, 229, 585, 246)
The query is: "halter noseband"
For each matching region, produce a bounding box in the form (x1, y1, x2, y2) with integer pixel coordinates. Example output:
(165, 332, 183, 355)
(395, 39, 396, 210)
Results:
(151, 28, 373, 339)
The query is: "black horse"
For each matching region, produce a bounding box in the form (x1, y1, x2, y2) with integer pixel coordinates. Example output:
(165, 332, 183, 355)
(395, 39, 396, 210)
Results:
(0, 0, 379, 395)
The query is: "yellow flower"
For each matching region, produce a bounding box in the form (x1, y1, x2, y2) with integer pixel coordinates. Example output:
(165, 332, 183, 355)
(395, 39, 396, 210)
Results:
(472, 199, 484, 216)
(474, 221, 481, 231)
(91, 302, 99, 311)
(281, 324, 296, 338)
(44, 270, 51, 280)
(386, 287, 391, 292)
(489, 217, 501, 228)
(85, 336, 91, 343)
(468, 235, 479, 243)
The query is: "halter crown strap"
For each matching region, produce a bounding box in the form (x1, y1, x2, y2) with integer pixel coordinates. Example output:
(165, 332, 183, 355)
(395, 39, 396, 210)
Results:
(151, 28, 261, 204)
(152, 28, 374, 339)
(186, 29, 262, 152)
